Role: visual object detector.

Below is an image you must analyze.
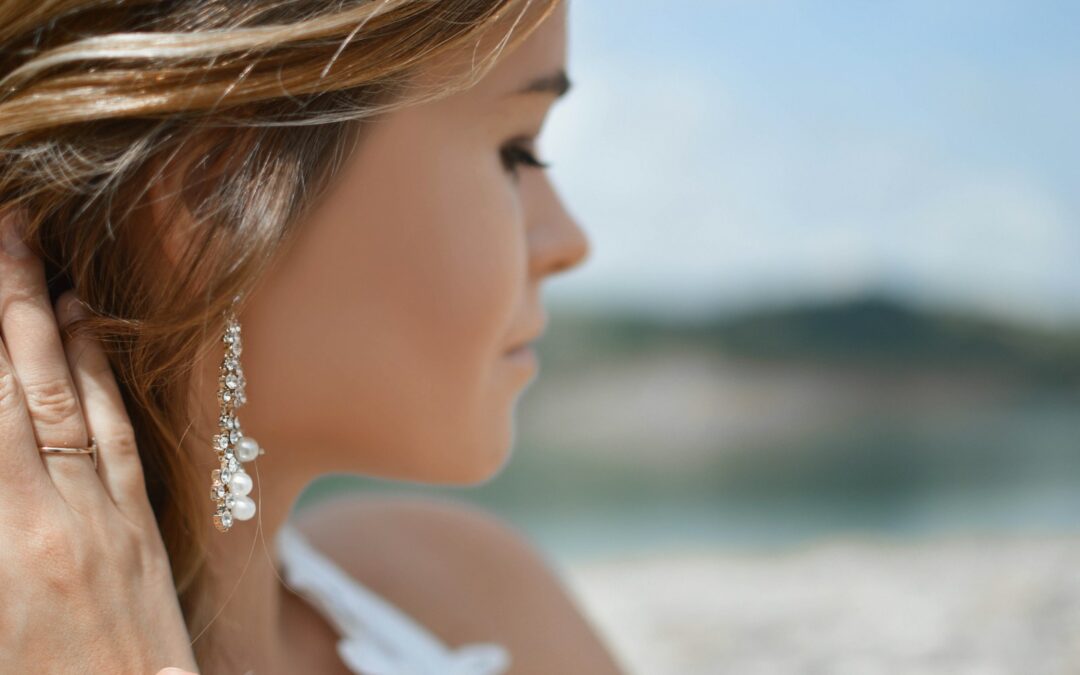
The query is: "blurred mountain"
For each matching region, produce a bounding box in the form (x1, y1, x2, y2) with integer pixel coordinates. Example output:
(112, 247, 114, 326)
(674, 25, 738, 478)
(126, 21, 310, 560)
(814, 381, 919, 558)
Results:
(544, 295, 1080, 387)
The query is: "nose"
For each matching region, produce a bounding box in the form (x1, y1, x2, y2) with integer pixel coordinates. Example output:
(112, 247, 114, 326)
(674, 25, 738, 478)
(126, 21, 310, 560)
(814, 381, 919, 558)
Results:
(527, 176, 591, 279)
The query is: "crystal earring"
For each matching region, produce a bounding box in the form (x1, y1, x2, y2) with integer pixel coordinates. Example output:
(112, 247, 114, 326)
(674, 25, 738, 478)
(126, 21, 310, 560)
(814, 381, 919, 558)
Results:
(211, 296, 263, 532)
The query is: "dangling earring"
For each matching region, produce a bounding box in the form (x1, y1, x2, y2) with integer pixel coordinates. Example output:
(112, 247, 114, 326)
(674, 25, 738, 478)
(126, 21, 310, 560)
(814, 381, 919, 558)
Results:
(211, 295, 263, 532)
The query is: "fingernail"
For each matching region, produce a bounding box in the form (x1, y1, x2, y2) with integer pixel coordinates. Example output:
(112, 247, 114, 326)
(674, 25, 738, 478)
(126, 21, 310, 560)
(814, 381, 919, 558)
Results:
(70, 297, 90, 321)
(1, 211, 30, 259)
(58, 292, 89, 325)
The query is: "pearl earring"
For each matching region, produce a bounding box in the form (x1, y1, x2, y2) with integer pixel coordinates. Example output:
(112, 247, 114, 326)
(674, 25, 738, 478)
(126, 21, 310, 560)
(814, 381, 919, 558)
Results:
(211, 297, 263, 532)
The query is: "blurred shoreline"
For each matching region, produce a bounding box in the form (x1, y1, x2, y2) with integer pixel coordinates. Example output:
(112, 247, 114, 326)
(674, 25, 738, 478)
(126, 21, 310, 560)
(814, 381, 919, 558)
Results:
(562, 533, 1080, 675)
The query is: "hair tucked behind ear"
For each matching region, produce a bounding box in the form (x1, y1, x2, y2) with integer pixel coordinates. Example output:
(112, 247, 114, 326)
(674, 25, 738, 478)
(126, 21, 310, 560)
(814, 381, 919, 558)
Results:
(0, 0, 558, 663)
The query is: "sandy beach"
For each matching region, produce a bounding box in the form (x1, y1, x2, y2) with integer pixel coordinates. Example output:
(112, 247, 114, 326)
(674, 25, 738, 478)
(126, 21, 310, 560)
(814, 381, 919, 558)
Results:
(561, 535, 1080, 675)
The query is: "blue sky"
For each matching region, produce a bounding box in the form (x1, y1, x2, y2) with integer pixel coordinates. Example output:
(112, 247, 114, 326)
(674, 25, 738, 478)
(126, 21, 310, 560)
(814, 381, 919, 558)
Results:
(542, 1, 1080, 324)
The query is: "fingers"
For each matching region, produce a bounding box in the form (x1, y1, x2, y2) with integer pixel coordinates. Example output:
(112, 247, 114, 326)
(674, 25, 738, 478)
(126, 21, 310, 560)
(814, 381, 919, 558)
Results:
(0, 212, 106, 514)
(0, 325, 54, 505)
(56, 291, 153, 522)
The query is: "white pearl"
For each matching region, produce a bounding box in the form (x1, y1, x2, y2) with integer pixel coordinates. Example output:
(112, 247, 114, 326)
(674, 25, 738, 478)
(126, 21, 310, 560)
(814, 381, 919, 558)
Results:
(230, 470, 253, 497)
(232, 494, 256, 521)
(236, 436, 260, 462)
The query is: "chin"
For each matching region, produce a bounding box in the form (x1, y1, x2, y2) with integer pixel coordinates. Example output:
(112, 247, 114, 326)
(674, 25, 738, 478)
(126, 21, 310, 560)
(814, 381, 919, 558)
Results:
(353, 396, 520, 486)
(432, 394, 522, 485)
(345, 445, 510, 487)
(464, 445, 514, 486)
(438, 439, 514, 486)
(424, 417, 517, 486)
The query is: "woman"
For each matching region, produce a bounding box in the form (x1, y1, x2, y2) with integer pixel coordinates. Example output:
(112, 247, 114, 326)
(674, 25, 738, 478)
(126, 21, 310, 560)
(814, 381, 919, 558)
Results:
(0, 0, 623, 672)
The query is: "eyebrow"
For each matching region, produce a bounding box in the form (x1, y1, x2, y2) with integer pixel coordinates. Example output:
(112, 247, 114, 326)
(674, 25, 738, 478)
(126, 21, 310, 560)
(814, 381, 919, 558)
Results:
(507, 69, 572, 99)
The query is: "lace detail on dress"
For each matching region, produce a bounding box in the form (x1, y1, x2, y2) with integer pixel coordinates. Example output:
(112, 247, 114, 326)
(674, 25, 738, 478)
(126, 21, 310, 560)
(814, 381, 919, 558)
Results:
(275, 520, 510, 675)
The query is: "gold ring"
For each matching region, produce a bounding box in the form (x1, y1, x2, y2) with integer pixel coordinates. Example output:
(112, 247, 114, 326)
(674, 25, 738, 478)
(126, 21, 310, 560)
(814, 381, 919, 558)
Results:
(39, 437, 98, 470)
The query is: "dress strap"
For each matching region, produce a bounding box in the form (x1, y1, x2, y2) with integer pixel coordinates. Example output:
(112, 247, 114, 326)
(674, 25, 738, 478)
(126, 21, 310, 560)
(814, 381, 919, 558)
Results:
(275, 519, 510, 675)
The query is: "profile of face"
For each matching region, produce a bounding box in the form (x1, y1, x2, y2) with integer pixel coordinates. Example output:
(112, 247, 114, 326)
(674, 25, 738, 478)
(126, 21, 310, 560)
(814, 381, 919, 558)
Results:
(202, 2, 588, 487)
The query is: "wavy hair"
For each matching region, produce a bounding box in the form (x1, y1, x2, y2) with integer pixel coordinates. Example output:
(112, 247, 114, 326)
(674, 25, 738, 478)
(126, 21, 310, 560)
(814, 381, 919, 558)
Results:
(0, 0, 559, 662)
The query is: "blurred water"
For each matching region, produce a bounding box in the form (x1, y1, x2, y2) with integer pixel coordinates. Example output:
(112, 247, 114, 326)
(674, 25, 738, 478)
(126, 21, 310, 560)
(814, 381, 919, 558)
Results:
(298, 393, 1080, 562)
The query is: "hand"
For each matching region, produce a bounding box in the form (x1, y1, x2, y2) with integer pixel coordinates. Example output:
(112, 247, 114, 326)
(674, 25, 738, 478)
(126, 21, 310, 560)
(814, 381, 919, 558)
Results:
(0, 211, 199, 673)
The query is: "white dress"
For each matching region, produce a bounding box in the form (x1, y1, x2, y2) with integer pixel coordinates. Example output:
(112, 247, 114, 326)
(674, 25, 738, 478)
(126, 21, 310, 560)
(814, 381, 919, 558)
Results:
(274, 520, 511, 675)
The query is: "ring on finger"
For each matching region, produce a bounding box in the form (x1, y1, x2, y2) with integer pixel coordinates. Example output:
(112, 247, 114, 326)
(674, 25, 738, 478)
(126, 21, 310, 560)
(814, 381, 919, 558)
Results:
(38, 437, 98, 470)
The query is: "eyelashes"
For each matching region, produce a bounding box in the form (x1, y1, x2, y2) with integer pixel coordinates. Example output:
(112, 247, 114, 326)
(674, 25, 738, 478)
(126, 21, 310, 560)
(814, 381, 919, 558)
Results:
(500, 139, 551, 176)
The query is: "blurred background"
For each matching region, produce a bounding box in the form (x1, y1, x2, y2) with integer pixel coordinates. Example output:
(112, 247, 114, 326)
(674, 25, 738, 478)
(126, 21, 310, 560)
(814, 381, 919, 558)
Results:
(300, 2, 1080, 673)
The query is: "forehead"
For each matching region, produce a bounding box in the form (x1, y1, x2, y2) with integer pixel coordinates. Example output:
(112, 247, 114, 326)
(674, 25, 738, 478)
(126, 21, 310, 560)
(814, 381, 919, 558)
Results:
(411, 0, 568, 103)
(476, 1, 567, 96)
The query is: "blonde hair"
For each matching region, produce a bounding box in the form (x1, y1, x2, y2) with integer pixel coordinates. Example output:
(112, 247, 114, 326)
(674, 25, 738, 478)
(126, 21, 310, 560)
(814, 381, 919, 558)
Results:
(0, 0, 558, 665)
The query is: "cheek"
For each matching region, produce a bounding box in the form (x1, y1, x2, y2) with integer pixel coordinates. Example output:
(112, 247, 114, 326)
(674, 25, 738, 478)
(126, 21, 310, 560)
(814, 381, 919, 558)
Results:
(363, 156, 525, 394)
(245, 130, 527, 479)
(346, 154, 528, 471)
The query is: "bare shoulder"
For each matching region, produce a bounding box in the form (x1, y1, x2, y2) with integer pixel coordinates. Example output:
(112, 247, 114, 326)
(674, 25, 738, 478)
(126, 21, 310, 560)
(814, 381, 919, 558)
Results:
(290, 493, 624, 675)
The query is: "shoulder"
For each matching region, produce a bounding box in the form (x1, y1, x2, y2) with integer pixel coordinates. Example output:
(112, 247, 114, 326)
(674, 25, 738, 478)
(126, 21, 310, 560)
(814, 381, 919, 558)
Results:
(290, 493, 624, 675)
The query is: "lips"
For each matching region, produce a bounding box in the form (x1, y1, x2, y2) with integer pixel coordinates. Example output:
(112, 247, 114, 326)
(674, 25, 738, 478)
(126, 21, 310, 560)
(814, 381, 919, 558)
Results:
(504, 335, 538, 354)
(504, 314, 548, 354)
(505, 341, 535, 355)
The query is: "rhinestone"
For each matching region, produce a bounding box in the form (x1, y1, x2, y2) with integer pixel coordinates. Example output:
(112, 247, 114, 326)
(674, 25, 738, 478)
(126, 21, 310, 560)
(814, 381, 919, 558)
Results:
(220, 511, 233, 528)
(225, 374, 238, 389)
(220, 469, 232, 484)
(222, 391, 232, 403)
(214, 434, 228, 451)
(212, 513, 231, 532)
(211, 483, 225, 500)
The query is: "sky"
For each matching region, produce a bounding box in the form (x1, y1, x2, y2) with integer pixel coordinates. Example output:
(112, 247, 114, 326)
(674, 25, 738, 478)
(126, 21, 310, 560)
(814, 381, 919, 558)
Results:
(540, 1, 1080, 325)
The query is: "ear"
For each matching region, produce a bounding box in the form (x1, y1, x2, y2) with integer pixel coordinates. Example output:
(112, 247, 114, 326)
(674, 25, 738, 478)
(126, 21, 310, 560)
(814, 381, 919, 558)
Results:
(144, 145, 200, 272)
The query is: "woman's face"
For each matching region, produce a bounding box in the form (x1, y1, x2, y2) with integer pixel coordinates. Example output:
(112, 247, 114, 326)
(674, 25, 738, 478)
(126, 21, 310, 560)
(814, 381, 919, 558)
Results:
(227, 2, 588, 485)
